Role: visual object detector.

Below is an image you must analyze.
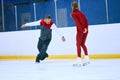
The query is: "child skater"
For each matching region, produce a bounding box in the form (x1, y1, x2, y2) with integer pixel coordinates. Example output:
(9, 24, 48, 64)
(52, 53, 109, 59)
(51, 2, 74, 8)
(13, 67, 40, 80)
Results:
(71, 1, 90, 66)
(22, 15, 65, 63)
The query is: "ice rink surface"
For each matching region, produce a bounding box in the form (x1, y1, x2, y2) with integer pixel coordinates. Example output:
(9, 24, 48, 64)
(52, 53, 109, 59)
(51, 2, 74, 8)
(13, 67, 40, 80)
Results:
(0, 59, 120, 80)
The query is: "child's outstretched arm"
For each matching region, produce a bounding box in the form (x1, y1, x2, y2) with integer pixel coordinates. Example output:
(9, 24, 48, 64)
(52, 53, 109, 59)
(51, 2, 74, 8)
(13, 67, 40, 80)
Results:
(21, 20, 41, 28)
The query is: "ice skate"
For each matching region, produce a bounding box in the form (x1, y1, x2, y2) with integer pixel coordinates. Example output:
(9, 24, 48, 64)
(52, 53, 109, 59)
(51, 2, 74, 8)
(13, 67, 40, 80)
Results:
(35, 53, 41, 63)
(83, 60, 90, 66)
(73, 58, 83, 67)
(40, 53, 48, 60)
(35, 53, 49, 63)
(83, 56, 90, 66)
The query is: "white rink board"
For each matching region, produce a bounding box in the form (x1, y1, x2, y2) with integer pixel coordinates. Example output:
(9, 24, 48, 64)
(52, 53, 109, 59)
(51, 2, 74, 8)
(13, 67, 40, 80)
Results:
(0, 23, 120, 55)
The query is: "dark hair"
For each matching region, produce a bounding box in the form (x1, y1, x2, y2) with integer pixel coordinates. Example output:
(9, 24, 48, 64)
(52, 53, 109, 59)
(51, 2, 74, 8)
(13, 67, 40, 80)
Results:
(46, 15, 51, 19)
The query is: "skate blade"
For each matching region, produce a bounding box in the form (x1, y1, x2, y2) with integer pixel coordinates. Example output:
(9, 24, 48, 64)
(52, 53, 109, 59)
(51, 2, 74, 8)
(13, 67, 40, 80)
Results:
(73, 62, 90, 67)
(73, 64, 82, 67)
(83, 62, 90, 66)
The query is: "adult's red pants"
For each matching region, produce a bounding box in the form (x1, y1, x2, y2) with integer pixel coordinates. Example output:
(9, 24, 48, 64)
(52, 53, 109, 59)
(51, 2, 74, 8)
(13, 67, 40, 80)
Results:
(76, 32, 88, 57)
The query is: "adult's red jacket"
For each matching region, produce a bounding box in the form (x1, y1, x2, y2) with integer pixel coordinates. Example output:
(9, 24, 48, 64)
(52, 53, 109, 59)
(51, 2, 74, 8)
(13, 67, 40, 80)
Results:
(71, 9, 88, 32)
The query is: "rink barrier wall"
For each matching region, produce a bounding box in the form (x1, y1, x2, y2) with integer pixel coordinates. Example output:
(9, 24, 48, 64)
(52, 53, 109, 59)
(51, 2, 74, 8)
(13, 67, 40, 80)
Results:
(0, 54, 120, 60)
(0, 23, 120, 60)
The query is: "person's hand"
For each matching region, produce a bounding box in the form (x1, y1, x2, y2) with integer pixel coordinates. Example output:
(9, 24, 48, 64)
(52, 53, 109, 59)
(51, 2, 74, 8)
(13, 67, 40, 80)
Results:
(62, 36, 66, 42)
(21, 24, 26, 28)
(83, 28, 87, 33)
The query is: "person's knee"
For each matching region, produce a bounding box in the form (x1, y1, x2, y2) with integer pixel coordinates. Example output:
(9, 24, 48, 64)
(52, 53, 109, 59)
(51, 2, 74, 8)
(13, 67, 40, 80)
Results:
(76, 42, 81, 47)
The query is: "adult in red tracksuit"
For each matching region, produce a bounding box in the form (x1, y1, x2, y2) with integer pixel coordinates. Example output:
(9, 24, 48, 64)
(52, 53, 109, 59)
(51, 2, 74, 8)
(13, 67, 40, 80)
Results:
(71, 2, 89, 60)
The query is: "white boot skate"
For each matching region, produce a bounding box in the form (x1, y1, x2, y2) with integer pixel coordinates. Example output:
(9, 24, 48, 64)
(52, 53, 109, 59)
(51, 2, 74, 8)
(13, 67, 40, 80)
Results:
(83, 56, 90, 66)
(73, 58, 83, 67)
